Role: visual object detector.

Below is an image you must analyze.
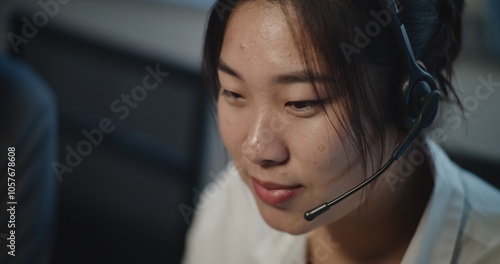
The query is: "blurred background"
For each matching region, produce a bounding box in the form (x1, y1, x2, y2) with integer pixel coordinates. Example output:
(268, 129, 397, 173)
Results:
(0, 0, 498, 263)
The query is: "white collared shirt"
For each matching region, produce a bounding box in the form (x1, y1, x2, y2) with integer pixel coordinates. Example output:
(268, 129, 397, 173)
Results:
(182, 141, 500, 263)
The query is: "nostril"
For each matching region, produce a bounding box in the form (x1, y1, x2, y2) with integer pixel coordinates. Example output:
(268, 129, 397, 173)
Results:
(260, 160, 273, 168)
(260, 155, 289, 168)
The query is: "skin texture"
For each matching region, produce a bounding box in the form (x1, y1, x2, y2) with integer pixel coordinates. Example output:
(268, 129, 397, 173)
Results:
(217, 2, 433, 263)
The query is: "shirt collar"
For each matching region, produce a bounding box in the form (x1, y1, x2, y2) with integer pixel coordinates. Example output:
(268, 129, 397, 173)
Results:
(402, 140, 466, 264)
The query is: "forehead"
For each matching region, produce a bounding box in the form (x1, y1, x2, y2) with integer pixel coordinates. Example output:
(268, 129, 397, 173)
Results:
(221, 2, 304, 72)
(227, 1, 290, 41)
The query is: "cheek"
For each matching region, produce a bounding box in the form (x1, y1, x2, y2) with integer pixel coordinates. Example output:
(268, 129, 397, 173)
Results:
(217, 101, 245, 157)
(291, 122, 339, 165)
(290, 120, 360, 185)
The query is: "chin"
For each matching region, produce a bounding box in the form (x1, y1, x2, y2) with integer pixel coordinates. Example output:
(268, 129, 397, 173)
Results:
(265, 216, 313, 235)
(258, 204, 316, 235)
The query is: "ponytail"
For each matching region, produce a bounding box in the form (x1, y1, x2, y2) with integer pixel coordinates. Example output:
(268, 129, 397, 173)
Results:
(434, 0, 465, 99)
(415, 0, 465, 103)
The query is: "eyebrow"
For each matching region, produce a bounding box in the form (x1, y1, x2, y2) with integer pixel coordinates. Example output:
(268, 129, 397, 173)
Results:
(218, 60, 243, 80)
(218, 60, 318, 85)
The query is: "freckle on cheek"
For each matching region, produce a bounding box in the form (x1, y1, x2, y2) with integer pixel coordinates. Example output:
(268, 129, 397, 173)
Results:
(317, 145, 326, 152)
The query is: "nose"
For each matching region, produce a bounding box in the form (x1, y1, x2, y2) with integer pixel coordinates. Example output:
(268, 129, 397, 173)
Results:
(241, 110, 289, 167)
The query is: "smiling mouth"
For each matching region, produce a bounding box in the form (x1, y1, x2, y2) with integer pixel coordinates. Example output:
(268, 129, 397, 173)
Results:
(251, 177, 303, 205)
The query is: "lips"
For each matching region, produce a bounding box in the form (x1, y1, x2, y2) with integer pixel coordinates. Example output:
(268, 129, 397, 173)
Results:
(251, 177, 303, 205)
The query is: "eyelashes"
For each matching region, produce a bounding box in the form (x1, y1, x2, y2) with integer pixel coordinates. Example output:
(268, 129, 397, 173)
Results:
(220, 88, 329, 117)
(285, 100, 325, 111)
(285, 98, 329, 117)
(221, 89, 244, 100)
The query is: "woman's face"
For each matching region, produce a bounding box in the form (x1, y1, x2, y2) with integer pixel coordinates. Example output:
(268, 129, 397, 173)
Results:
(217, 2, 372, 234)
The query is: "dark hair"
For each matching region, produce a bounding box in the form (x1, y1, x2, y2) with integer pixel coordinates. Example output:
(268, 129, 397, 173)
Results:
(202, 0, 464, 175)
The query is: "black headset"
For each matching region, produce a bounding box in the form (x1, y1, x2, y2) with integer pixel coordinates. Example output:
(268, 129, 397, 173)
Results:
(382, 0, 440, 131)
(304, 0, 441, 221)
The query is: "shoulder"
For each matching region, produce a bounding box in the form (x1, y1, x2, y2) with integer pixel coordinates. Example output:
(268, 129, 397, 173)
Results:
(456, 165, 500, 263)
(182, 163, 262, 263)
(428, 140, 500, 263)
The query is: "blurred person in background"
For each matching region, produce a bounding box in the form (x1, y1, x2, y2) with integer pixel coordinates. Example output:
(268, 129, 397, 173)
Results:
(0, 54, 58, 264)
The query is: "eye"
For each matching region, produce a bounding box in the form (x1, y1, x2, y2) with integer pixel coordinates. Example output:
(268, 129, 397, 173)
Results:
(287, 101, 317, 110)
(221, 89, 245, 104)
(285, 99, 328, 117)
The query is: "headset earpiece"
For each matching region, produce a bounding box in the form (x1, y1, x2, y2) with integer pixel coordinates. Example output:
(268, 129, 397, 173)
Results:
(380, 0, 440, 131)
(404, 68, 439, 130)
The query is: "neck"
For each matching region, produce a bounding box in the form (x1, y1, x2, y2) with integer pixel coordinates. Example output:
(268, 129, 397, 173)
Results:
(307, 143, 434, 264)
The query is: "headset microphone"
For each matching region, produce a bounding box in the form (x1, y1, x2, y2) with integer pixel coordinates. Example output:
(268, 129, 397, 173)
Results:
(304, 90, 439, 221)
(304, 0, 440, 221)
